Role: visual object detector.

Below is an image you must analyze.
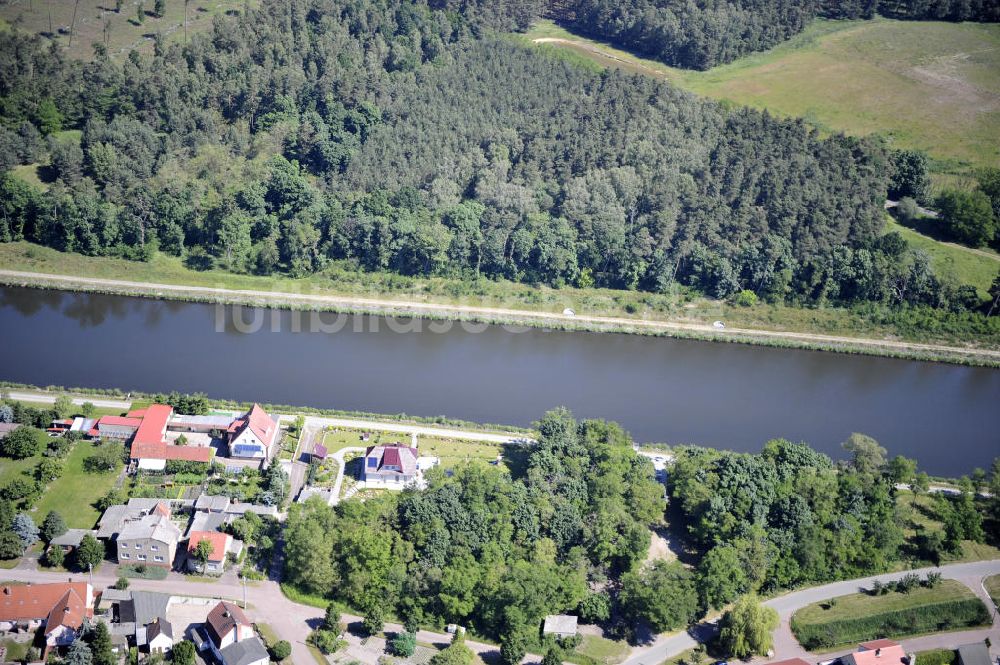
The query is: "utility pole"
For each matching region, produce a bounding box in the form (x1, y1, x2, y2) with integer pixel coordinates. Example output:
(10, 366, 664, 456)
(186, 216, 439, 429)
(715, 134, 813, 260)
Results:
(88, 562, 93, 586)
(242, 575, 247, 609)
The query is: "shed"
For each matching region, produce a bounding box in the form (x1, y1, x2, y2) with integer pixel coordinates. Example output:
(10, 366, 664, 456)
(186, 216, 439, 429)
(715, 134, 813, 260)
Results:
(542, 615, 578, 638)
(313, 444, 328, 460)
(50, 529, 96, 550)
(957, 643, 991, 665)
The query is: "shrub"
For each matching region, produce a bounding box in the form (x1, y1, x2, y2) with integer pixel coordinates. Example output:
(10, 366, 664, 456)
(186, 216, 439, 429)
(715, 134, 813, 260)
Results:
(924, 572, 942, 588)
(309, 629, 345, 654)
(114, 576, 130, 590)
(734, 289, 758, 307)
(43, 545, 65, 568)
(916, 649, 956, 665)
(391, 631, 416, 657)
(271, 640, 292, 661)
(895, 573, 921, 594)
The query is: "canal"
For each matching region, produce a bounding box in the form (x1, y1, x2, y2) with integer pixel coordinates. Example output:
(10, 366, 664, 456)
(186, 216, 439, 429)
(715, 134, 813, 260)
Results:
(0, 286, 997, 475)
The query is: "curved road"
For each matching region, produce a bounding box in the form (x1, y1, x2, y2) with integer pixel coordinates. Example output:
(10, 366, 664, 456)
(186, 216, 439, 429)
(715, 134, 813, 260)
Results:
(623, 559, 1000, 665)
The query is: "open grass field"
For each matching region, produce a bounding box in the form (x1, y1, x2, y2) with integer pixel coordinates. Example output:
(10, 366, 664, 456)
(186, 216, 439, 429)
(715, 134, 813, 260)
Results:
(0, 0, 256, 61)
(30, 439, 120, 528)
(521, 18, 1000, 175)
(884, 218, 1000, 298)
(791, 579, 990, 649)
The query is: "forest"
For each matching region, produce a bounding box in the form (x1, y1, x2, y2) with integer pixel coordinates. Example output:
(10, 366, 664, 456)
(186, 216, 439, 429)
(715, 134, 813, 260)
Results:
(0, 0, 996, 328)
(283, 408, 1000, 643)
(558, 0, 1000, 70)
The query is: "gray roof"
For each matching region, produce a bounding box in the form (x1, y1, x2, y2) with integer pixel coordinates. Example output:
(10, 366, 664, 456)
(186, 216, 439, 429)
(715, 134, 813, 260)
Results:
(187, 511, 228, 537)
(128, 591, 172, 626)
(100, 588, 133, 603)
(219, 636, 269, 665)
(97, 505, 130, 539)
(195, 494, 232, 512)
(957, 643, 991, 665)
(50, 528, 96, 548)
(228, 502, 278, 517)
(118, 513, 181, 547)
(146, 617, 174, 642)
(0, 423, 21, 438)
(170, 414, 236, 428)
(542, 615, 578, 635)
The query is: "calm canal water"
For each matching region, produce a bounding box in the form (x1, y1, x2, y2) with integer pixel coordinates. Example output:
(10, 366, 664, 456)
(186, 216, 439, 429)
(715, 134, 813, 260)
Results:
(0, 286, 997, 475)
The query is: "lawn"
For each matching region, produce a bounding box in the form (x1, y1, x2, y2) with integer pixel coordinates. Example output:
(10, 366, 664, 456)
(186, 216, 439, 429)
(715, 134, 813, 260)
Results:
(985, 574, 1000, 607)
(0, 0, 258, 61)
(321, 428, 507, 470)
(566, 635, 630, 665)
(30, 439, 121, 528)
(885, 218, 1000, 298)
(791, 579, 990, 650)
(521, 18, 1000, 174)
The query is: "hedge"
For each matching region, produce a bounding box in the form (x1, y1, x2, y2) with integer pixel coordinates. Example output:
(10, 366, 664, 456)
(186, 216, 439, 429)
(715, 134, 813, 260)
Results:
(915, 650, 957, 665)
(791, 599, 990, 649)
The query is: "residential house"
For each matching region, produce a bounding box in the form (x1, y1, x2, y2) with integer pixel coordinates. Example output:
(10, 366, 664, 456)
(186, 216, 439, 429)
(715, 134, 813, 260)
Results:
(767, 660, 811, 665)
(197, 601, 269, 665)
(0, 582, 94, 652)
(139, 617, 174, 655)
(49, 528, 97, 554)
(362, 443, 419, 484)
(843, 640, 910, 665)
(542, 614, 578, 639)
(115, 502, 181, 568)
(187, 530, 242, 574)
(957, 643, 991, 665)
(97, 589, 173, 656)
(227, 404, 280, 460)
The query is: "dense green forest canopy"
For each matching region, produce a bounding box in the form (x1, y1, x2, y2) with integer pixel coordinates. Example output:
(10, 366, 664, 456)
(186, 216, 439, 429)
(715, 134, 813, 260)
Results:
(0, 0, 993, 321)
(282, 408, 1000, 640)
(556, 0, 1000, 70)
(283, 408, 666, 640)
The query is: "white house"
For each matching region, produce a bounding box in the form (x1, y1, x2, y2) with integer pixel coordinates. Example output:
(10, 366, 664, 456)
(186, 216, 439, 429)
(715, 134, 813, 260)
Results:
(226, 404, 280, 460)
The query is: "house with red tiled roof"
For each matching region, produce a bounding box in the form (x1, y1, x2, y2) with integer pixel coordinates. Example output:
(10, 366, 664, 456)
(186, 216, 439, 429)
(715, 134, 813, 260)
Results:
(0, 582, 94, 651)
(186, 530, 242, 574)
(226, 404, 279, 460)
(843, 640, 910, 665)
(198, 600, 269, 665)
(362, 443, 419, 484)
(130, 440, 213, 470)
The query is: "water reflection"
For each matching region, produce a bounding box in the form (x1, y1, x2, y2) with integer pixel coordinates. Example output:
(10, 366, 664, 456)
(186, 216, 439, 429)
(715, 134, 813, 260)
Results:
(0, 285, 998, 475)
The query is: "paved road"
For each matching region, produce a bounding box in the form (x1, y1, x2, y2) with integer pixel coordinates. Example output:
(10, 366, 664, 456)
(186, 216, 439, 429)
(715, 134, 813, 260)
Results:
(3, 269, 998, 362)
(4, 390, 132, 409)
(623, 559, 1000, 665)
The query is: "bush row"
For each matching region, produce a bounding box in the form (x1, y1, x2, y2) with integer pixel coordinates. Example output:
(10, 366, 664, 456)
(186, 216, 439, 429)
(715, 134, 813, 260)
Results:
(792, 599, 990, 649)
